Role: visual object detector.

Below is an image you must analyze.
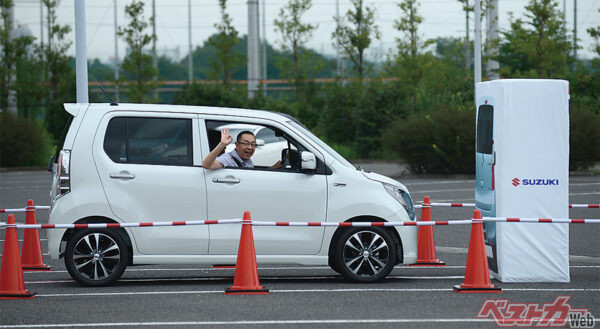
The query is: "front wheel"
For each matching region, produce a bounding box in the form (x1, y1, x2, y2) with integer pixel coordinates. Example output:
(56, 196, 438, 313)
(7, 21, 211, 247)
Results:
(64, 229, 129, 286)
(332, 227, 398, 283)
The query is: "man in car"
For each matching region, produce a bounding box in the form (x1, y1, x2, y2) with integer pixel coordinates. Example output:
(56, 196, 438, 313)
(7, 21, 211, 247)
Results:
(202, 128, 282, 169)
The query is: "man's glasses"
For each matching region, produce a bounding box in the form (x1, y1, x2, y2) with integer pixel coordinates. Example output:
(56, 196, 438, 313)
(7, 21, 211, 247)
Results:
(238, 141, 257, 147)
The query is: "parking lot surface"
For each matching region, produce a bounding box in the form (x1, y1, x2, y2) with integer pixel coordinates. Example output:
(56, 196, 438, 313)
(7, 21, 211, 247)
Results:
(0, 170, 598, 328)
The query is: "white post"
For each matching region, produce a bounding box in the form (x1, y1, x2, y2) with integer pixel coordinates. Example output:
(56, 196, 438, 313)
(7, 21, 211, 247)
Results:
(261, 0, 267, 94)
(336, 0, 341, 76)
(7, 5, 17, 114)
(247, 0, 259, 98)
(486, 0, 499, 80)
(188, 0, 193, 82)
(465, 2, 469, 70)
(114, 0, 119, 100)
(473, 0, 481, 102)
(40, 0, 44, 46)
(74, 0, 88, 103)
(152, 0, 158, 99)
(573, 0, 577, 59)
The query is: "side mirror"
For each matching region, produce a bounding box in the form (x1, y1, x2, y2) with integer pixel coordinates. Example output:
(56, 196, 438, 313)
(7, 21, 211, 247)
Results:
(300, 151, 316, 171)
(256, 139, 265, 147)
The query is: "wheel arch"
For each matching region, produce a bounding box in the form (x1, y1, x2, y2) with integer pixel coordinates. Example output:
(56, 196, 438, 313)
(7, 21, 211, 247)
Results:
(327, 216, 404, 269)
(59, 216, 133, 265)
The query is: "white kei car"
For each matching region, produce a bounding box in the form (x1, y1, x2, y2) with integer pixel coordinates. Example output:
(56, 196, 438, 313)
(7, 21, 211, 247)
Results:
(48, 103, 418, 286)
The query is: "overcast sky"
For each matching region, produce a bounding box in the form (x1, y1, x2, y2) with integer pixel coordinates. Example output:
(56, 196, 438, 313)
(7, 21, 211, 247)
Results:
(12, 0, 600, 64)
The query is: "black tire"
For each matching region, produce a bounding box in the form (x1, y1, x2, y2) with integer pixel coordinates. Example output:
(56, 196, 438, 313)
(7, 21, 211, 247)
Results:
(332, 227, 398, 283)
(64, 229, 129, 286)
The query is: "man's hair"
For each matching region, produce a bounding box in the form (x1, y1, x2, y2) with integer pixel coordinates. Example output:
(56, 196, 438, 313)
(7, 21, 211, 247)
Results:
(236, 131, 255, 143)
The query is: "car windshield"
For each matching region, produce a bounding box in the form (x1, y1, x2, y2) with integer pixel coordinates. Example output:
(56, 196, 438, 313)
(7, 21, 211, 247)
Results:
(287, 120, 354, 169)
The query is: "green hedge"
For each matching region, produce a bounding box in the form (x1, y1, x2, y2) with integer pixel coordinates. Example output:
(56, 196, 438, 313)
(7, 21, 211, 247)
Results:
(384, 106, 475, 174)
(570, 106, 600, 170)
(384, 105, 600, 174)
(0, 113, 54, 167)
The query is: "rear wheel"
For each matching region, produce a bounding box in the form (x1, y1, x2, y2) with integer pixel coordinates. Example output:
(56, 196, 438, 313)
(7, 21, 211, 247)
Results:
(333, 227, 397, 283)
(64, 229, 129, 286)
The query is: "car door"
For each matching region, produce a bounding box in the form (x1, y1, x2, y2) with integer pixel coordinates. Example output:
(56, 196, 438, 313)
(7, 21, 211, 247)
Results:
(202, 118, 328, 255)
(93, 111, 209, 255)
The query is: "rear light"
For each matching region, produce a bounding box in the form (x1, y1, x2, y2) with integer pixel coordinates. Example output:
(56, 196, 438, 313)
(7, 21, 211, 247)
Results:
(56, 150, 71, 198)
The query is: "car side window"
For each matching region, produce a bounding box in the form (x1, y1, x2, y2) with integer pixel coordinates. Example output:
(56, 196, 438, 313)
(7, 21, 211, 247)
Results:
(205, 120, 330, 174)
(104, 117, 193, 166)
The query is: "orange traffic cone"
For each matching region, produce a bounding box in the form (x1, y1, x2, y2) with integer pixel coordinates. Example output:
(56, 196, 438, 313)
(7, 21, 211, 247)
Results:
(22, 200, 51, 271)
(410, 196, 445, 266)
(0, 215, 35, 299)
(225, 211, 269, 295)
(454, 210, 501, 293)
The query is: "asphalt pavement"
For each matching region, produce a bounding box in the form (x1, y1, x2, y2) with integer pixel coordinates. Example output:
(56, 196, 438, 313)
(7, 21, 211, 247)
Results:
(0, 169, 598, 328)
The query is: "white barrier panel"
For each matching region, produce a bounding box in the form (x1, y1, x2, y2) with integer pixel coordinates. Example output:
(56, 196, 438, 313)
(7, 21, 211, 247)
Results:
(478, 79, 571, 283)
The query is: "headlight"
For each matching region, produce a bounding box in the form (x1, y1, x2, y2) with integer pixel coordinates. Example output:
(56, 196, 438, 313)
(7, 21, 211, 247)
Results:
(383, 183, 416, 221)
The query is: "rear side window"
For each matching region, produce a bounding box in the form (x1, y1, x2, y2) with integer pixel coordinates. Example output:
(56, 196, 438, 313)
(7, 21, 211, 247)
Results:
(476, 105, 493, 154)
(104, 117, 193, 166)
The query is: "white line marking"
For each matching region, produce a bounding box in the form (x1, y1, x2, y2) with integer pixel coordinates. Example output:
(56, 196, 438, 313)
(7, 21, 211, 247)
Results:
(0, 239, 48, 242)
(0, 318, 498, 328)
(411, 188, 475, 193)
(34, 287, 600, 298)
(570, 182, 600, 186)
(404, 180, 475, 186)
(21, 264, 598, 275)
(412, 189, 600, 195)
(434, 246, 600, 263)
(25, 275, 466, 284)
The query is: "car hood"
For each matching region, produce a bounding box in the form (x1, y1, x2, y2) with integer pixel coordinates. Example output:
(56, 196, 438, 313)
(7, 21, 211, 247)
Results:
(360, 171, 409, 193)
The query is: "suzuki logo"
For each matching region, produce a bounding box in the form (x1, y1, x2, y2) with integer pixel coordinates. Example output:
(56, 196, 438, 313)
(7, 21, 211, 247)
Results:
(512, 178, 559, 187)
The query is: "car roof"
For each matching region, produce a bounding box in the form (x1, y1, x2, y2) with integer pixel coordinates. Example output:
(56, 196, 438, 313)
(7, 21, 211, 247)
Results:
(69, 103, 292, 123)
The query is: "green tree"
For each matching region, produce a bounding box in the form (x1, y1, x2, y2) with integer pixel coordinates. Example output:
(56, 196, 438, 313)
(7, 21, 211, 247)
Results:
(588, 9, 600, 57)
(332, 0, 380, 80)
(16, 48, 45, 118)
(0, 0, 34, 113)
(118, 0, 159, 102)
(273, 0, 317, 100)
(40, 0, 75, 143)
(207, 0, 244, 89)
(497, 0, 571, 78)
(394, 0, 431, 59)
(388, 0, 433, 112)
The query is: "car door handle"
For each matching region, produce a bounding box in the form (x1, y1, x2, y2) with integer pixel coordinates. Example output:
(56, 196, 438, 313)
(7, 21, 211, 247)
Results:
(109, 172, 136, 180)
(212, 177, 240, 184)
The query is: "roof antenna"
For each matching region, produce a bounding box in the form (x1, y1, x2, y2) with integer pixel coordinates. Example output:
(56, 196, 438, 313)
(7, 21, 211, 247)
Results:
(98, 84, 118, 106)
